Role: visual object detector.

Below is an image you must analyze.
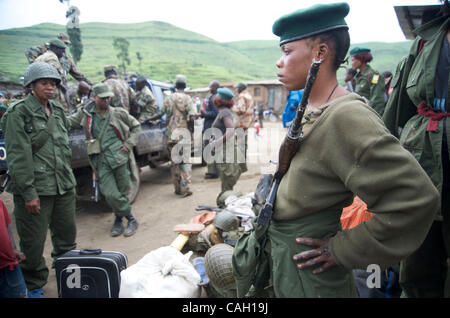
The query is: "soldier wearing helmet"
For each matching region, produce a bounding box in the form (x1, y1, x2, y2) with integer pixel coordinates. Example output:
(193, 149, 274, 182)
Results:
(27, 35, 92, 114)
(0, 62, 77, 298)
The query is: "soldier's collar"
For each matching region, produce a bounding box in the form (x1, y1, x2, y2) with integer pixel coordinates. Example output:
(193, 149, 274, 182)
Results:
(414, 15, 450, 41)
(27, 94, 54, 113)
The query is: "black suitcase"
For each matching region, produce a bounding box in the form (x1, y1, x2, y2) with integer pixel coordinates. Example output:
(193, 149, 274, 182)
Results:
(55, 249, 127, 298)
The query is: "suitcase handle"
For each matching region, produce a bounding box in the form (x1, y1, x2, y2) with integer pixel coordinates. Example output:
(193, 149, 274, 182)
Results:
(79, 249, 102, 255)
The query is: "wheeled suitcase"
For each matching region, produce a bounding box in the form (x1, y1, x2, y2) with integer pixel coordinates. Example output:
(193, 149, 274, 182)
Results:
(55, 249, 127, 298)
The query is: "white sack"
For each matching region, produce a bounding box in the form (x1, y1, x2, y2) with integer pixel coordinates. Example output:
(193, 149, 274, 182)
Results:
(119, 246, 201, 298)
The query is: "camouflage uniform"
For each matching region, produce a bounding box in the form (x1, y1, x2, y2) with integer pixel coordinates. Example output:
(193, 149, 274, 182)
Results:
(233, 91, 255, 130)
(103, 75, 136, 113)
(59, 54, 91, 84)
(232, 88, 254, 173)
(25, 44, 48, 64)
(158, 90, 196, 195)
(135, 86, 157, 121)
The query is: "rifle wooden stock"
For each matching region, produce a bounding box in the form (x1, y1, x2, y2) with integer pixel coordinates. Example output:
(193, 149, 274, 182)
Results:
(257, 59, 322, 226)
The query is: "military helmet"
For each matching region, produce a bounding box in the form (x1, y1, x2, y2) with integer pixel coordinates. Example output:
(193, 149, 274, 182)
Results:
(24, 62, 61, 87)
(214, 211, 239, 232)
(175, 74, 187, 84)
(216, 190, 243, 208)
(204, 244, 236, 292)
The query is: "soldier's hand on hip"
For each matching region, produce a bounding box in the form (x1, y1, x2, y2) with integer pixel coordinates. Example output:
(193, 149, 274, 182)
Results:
(25, 198, 41, 215)
(293, 237, 337, 274)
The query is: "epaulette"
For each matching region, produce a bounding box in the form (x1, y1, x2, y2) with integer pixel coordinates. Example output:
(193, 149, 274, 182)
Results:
(4, 99, 25, 113)
(49, 99, 66, 112)
(371, 73, 380, 85)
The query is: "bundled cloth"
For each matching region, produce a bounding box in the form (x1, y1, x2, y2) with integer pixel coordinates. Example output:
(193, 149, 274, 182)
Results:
(119, 247, 201, 298)
(222, 192, 256, 231)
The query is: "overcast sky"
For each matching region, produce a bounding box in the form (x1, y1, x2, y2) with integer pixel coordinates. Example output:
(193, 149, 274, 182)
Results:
(0, 0, 441, 43)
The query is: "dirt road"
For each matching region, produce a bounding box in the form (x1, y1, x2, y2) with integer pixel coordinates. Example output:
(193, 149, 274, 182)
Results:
(1, 121, 284, 298)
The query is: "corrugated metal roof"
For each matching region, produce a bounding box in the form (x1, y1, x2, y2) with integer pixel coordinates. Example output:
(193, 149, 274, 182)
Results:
(186, 79, 282, 92)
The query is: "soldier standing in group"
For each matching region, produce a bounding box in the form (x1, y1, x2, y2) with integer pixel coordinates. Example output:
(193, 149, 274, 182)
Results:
(232, 82, 254, 173)
(232, 2, 440, 298)
(102, 65, 136, 113)
(0, 62, 77, 298)
(210, 88, 243, 202)
(383, 1, 450, 298)
(148, 75, 198, 197)
(201, 80, 220, 179)
(34, 39, 68, 104)
(57, 32, 92, 86)
(350, 47, 386, 116)
(134, 77, 157, 122)
(68, 83, 141, 237)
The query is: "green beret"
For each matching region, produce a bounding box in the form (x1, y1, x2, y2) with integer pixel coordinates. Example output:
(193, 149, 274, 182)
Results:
(217, 88, 234, 100)
(49, 38, 67, 49)
(349, 47, 371, 56)
(234, 82, 247, 89)
(272, 2, 350, 46)
(175, 74, 187, 84)
(58, 32, 71, 44)
(93, 83, 114, 98)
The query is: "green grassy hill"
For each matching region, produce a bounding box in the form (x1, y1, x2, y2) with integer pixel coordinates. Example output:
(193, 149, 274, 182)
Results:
(0, 21, 412, 88)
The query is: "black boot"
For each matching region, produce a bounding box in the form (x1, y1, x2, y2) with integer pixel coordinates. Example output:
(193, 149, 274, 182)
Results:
(111, 217, 124, 237)
(124, 214, 139, 237)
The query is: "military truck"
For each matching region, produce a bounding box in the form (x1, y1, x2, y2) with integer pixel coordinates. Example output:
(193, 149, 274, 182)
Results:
(0, 78, 173, 203)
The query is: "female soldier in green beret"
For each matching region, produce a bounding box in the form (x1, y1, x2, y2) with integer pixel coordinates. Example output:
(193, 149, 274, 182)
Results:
(383, 1, 450, 298)
(350, 47, 386, 116)
(210, 88, 242, 203)
(232, 2, 439, 298)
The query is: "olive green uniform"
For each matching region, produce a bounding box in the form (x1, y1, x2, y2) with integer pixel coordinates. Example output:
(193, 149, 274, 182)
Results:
(354, 65, 386, 116)
(69, 101, 141, 218)
(0, 94, 77, 291)
(382, 15, 450, 298)
(212, 108, 242, 202)
(233, 94, 439, 298)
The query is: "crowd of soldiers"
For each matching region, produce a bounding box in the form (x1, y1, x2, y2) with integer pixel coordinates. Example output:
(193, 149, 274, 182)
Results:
(0, 31, 255, 298)
(1, 0, 448, 300)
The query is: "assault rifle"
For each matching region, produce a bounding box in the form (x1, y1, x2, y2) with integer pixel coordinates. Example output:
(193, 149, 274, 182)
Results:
(257, 59, 322, 226)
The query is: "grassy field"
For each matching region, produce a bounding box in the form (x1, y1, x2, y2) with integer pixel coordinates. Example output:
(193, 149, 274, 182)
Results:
(0, 21, 412, 89)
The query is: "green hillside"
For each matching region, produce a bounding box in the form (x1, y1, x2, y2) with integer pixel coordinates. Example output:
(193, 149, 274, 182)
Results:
(0, 21, 412, 88)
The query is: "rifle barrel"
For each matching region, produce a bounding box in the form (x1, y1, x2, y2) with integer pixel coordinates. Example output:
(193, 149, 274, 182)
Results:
(256, 59, 322, 227)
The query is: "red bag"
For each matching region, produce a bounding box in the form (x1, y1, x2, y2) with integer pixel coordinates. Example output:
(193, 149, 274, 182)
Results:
(340, 196, 373, 230)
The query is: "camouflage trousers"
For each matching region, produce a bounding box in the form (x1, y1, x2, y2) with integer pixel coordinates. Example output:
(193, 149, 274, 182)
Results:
(172, 163, 192, 195)
(167, 143, 192, 195)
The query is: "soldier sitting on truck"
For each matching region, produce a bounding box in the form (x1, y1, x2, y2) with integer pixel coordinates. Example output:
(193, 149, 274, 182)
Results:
(102, 65, 136, 114)
(134, 77, 157, 122)
(68, 83, 141, 237)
